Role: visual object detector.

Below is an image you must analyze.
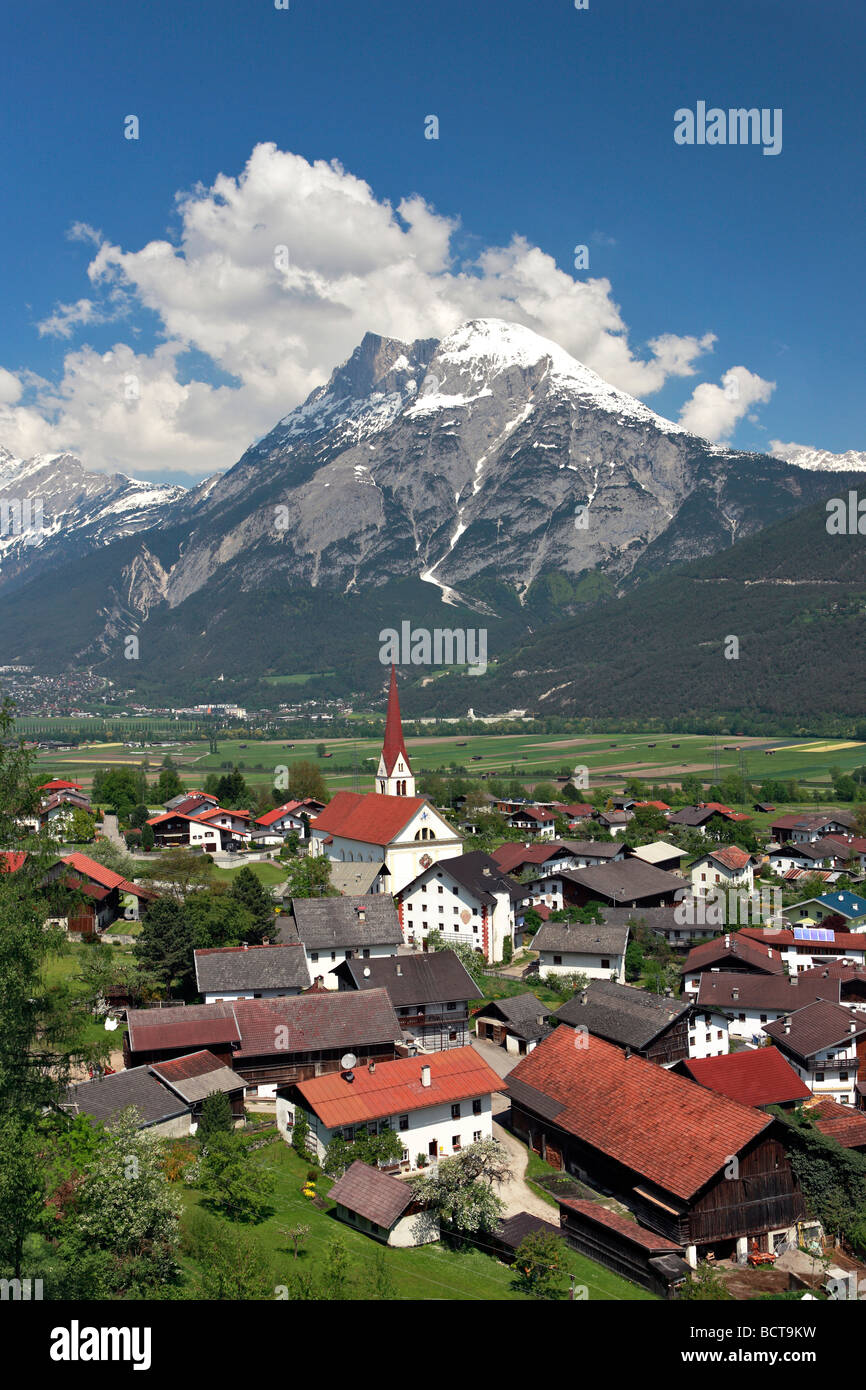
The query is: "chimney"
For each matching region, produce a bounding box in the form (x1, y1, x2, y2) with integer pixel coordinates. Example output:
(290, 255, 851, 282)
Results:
(262, 937, 270, 946)
(368, 1061, 376, 1074)
(396, 962, 403, 976)
(790, 976, 798, 986)
(724, 934, 730, 949)
(624, 1046, 631, 1059)
(783, 1015, 791, 1034)
(850, 1021, 857, 1033)
(242, 941, 249, 951)
(732, 986, 739, 1001)
(580, 989, 588, 1006)
(421, 1064, 431, 1088)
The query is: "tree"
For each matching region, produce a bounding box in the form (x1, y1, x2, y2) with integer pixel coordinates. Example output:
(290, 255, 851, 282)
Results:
(410, 1139, 511, 1235)
(54, 1108, 182, 1297)
(677, 1263, 733, 1300)
(129, 803, 151, 829)
(426, 932, 485, 988)
(155, 767, 184, 803)
(92, 768, 140, 818)
(370, 1246, 395, 1299)
(291, 1107, 311, 1160)
(512, 1229, 568, 1298)
(140, 822, 155, 852)
(323, 1234, 350, 1299)
(229, 865, 276, 943)
(531, 782, 557, 803)
(0, 1116, 45, 1279)
(68, 807, 96, 843)
(625, 938, 645, 982)
(137, 847, 214, 900)
(282, 1222, 311, 1261)
(323, 1127, 405, 1178)
(186, 1211, 277, 1300)
(282, 854, 335, 898)
(197, 1090, 234, 1144)
(315, 743, 326, 758)
(72, 835, 138, 879)
(133, 897, 198, 997)
(215, 767, 249, 808)
(199, 1132, 274, 1223)
(288, 760, 328, 803)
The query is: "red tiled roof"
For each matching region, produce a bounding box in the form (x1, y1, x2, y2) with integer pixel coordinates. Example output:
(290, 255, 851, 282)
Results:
(0, 851, 26, 873)
(149, 1049, 228, 1082)
(232, 988, 401, 1059)
(256, 801, 304, 827)
(807, 1099, 866, 1148)
(381, 665, 412, 777)
(707, 846, 752, 872)
(633, 801, 670, 812)
(62, 852, 126, 890)
(311, 790, 428, 845)
(554, 804, 594, 818)
(506, 1026, 769, 1202)
(679, 1047, 811, 1108)
(682, 932, 784, 976)
(193, 807, 252, 823)
(559, 1199, 683, 1252)
(740, 927, 866, 953)
(294, 1045, 502, 1129)
(40, 779, 82, 791)
(492, 842, 569, 872)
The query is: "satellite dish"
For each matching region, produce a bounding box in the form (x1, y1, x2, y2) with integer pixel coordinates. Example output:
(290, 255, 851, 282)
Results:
(363, 967, 371, 977)
(340, 1052, 357, 1071)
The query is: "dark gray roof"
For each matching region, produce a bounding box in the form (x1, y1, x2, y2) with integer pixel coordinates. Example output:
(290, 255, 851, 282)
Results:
(667, 807, 716, 826)
(559, 860, 687, 905)
(334, 952, 479, 1007)
(594, 905, 683, 936)
(400, 851, 523, 906)
(555, 980, 690, 1049)
(558, 841, 624, 861)
(283, 895, 402, 950)
(194, 943, 311, 994)
(64, 1066, 188, 1128)
(506, 1075, 567, 1123)
(476, 992, 552, 1039)
(533, 920, 630, 957)
(496, 1212, 562, 1250)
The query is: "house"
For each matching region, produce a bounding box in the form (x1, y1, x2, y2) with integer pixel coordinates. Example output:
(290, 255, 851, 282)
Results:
(42, 852, 157, 935)
(474, 994, 552, 1055)
(553, 859, 688, 911)
(627, 841, 687, 874)
(64, 1049, 245, 1137)
(123, 1001, 243, 1069)
(552, 803, 595, 828)
(230, 988, 403, 1096)
(532, 920, 629, 982)
(680, 931, 784, 997)
(255, 801, 311, 840)
(327, 1160, 438, 1246)
(689, 846, 755, 900)
(277, 895, 402, 987)
(558, 1200, 691, 1298)
(666, 803, 745, 835)
(146, 811, 233, 851)
(502, 805, 556, 839)
(491, 841, 583, 878)
(781, 891, 866, 928)
(771, 812, 856, 844)
(277, 1046, 502, 1171)
(194, 942, 311, 1002)
(695, 971, 833, 1044)
(331, 951, 479, 1051)
(191, 806, 255, 843)
(506, 1026, 806, 1264)
(672, 1046, 812, 1110)
(519, 842, 628, 912)
(395, 851, 523, 963)
(595, 810, 632, 835)
(738, 925, 866, 972)
(591, 903, 713, 950)
(763, 1000, 866, 1106)
(553, 980, 713, 1065)
(165, 792, 218, 817)
(768, 839, 864, 875)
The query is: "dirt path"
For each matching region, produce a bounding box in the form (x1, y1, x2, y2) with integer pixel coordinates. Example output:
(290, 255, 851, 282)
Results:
(492, 1120, 561, 1223)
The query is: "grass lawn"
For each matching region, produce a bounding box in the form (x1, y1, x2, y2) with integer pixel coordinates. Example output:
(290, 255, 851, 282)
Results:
(209, 861, 287, 887)
(472, 973, 564, 1010)
(178, 1138, 653, 1301)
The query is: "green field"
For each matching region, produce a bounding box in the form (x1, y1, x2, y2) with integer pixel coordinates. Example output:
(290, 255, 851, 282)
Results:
(179, 1139, 653, 1301)
(31, 729, 866, 800)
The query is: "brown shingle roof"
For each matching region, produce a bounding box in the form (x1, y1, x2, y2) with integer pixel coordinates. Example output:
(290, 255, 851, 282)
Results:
(327, 1160, 414, 1228)
(233, 988, 401, 1059)
(559, 1199, 684, 1252)
(763, 999, 866, 1058)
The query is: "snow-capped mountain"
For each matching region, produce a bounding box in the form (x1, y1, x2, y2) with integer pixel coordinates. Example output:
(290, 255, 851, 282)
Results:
(0, 447, 184, 592)
(770, 440, 866, 473)
(0, 319, 857, 684)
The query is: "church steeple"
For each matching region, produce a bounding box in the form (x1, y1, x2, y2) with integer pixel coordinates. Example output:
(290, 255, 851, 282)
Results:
(376, 665, 414, 796)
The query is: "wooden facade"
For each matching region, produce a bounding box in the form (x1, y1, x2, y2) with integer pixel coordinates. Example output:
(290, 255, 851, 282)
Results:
(235, 1040, 398, 1089)
(511, 1103, 805, 1254)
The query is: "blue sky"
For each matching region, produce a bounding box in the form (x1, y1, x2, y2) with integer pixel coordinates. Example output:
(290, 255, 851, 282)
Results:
(2, 0, 863, 483)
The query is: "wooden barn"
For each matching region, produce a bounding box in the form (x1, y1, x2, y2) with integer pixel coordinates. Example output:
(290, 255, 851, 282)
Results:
(506, 1026, 806, 1264)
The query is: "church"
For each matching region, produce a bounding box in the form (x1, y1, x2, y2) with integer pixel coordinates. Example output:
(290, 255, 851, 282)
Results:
(307, 667, 463, 895)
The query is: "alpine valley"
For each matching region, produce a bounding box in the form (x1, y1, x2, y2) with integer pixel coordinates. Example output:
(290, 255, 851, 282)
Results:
(1, 319, 863, 719)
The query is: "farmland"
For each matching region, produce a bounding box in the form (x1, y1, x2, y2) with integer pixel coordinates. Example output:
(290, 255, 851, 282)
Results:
(28, 726, 866, 801)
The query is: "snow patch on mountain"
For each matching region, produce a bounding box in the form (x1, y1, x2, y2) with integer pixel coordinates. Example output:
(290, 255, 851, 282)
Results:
(770, 440, 866, 473)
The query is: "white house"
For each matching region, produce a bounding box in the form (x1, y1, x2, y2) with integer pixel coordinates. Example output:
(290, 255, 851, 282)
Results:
(690, 846, 754, 900)
(255, 801, 310, 840)
(277, 895, 402, 988)
(276, 1047, 503, 1172)
(764, 1001, 866, 1107)
(396, 851, 522, 964)
(532, 920, 629, 982)
(194, 943, 311, 1002)
(327, 1160, 438, 1247)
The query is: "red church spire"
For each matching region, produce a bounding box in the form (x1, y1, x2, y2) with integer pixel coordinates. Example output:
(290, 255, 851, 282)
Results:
(381, 664, 412, 776)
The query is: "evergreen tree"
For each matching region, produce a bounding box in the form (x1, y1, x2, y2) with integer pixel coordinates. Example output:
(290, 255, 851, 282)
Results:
(133, 897, 198, 997)
(197, 1090, 234, 1144)
(229, 866, 275, 943)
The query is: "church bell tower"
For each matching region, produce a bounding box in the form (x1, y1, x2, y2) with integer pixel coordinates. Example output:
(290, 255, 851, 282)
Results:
(376, 665, 415, 796)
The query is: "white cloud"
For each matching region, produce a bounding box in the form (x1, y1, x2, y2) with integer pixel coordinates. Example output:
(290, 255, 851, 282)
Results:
(678, 366, 775, 442)
(0, 368, 22, 406)
(2, 143, 737, 476)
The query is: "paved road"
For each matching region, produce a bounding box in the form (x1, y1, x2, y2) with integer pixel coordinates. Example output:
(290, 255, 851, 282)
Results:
(101, 813, 127, 853)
